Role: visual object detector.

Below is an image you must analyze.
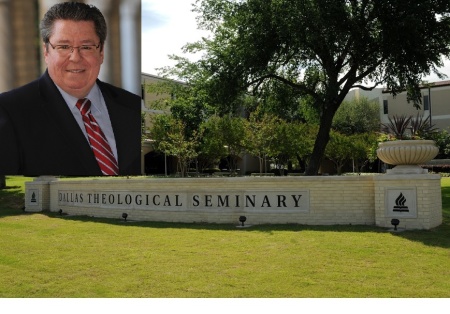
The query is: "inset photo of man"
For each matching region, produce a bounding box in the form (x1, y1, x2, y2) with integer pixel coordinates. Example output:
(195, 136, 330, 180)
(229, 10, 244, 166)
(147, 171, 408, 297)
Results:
(0, 1, 141, 176)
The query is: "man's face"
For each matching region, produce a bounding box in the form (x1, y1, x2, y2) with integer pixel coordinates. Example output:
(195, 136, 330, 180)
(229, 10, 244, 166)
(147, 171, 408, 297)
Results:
(44, 20, 104, 99)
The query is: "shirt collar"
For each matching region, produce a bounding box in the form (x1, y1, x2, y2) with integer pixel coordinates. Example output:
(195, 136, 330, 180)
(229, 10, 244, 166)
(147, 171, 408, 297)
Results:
(56, 84, 102, 114)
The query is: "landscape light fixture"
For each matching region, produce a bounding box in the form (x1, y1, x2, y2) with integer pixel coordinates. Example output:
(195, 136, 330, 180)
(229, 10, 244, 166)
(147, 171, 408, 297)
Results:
(239, 216, 247, 227)
(391, 218, 400, 231)
(58, 209, 63, 215)
(122, 213, 128, 221)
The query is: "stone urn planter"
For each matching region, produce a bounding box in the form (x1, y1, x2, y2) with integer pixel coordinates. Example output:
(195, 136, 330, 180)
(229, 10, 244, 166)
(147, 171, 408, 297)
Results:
(377, 140, 439, 174)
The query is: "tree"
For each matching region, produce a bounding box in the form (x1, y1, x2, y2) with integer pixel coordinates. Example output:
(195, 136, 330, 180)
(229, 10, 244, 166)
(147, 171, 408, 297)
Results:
(150, 115, 199, 177)
(249, 79, 307, 122)
(351, 132, 378, 172)
(171, 0, 450, 175)
(332, 97, 380, 135)
(245, 112, 278, 174)
(197, 115, 228, 172)
(266, 118, 312, 175)
(325, 130, 355, 174)
(262, 116, 291, 174)
(246, 111, 315, 174)
(145, 80, 214, 138)
(432, 129, 450, 159)
(325, 131, 377, 174)
(217, 115, 248, 174)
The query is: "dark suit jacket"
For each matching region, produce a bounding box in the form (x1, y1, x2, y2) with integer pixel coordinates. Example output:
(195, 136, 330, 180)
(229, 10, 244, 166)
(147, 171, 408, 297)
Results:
(0, 70, 141, 176)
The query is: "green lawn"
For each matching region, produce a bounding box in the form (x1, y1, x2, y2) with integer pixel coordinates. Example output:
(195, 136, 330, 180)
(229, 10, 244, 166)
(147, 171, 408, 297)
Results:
(0, 176, 449, 297)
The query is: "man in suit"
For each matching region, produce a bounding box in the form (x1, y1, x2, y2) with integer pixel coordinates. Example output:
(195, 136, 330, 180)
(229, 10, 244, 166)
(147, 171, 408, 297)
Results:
(0, 2, 141, 176)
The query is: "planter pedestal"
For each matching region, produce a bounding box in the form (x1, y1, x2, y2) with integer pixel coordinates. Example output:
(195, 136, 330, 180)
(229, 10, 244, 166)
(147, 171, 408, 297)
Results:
(385, 165, 429, 175)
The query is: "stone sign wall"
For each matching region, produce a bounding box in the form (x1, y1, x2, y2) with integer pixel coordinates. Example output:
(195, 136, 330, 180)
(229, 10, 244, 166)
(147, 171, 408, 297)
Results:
(24, 175, 443, 230)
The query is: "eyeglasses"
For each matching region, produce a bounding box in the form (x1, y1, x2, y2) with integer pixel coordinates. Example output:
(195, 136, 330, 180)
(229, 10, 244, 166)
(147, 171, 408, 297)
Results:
(48, 42, 100, 57)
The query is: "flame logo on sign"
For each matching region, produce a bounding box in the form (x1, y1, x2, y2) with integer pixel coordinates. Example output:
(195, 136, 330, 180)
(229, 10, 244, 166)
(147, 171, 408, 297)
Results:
(393, 193, 409, 212)
(31, 192, 36, 203)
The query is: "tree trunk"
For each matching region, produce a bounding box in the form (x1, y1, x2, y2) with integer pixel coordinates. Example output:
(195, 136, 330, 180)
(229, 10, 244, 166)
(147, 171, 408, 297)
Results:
(0, 175, 5, 189)
(305, 104, 338, 176)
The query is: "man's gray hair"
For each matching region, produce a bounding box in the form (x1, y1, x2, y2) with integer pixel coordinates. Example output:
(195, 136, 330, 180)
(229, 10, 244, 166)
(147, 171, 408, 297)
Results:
(40, 2, 107, 49)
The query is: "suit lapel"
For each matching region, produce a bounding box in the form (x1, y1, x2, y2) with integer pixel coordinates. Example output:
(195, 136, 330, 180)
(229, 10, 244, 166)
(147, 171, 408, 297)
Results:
(37, 71, 101, 174)
(98, 81, 140, 174)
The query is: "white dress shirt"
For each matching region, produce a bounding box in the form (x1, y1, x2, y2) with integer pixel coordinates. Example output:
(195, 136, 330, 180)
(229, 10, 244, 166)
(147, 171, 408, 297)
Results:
(57, 84, 118, 162)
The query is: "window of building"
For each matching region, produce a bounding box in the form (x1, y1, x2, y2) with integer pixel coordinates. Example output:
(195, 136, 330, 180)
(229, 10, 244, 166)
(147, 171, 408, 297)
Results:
(383, 100, 388, 114)
(423, 95, 429, 110)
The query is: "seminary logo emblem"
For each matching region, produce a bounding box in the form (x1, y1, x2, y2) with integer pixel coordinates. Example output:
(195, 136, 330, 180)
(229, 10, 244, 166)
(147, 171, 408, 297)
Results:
(31, 192, 37, 203)
(27, 189, 39, 206)
(386, 188, 417, 218)
(393, 193, 409, 212)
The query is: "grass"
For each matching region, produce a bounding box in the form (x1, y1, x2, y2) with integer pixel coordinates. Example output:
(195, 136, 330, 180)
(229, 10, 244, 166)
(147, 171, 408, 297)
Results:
(0, 176, 449, 297)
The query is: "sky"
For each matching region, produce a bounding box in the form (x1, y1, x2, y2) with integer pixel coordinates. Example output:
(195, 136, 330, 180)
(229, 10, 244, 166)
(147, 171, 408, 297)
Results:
(141, 0, 450, 83)
(141, 0, 209, 75)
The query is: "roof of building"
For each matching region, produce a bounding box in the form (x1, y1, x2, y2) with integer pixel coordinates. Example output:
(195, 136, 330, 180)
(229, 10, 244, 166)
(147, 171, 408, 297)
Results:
(382, 80, 450, 93)
(141, 72, 186, 85)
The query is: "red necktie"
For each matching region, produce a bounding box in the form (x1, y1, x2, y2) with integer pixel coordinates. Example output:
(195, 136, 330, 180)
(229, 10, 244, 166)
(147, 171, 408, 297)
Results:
(76, 98, 119, 175)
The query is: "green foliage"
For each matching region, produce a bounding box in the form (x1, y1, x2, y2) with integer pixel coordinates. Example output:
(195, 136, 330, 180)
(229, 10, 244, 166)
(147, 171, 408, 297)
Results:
(298, 96, 321, 124)
(170, 0, 450, 175)
(325, 131, 376, 174)
(250, 79, 309, 122)
(267, 119, 304, 174)
(432, 129, 450, 159)
(150, 115, 199, 177)
(332, 97, 380, 135)
(149, 113, 261, 175)
(145, 78, 215, 138)
(245, 112, 316, 173)
(150, 109, 378, 175)
(197, 116, 229, 172)
(325, 130, 354, 174)
(169, 86, 215, 137)
(144, 81, 174, 111)
(351, 132, 378, 170)
(245, 112, 279, 173)
(216, 115, 248, 173)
